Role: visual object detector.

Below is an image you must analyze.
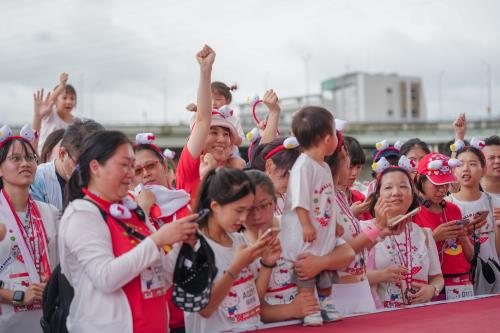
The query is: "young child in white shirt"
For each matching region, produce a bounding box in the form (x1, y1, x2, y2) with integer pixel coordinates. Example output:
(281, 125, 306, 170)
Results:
(280, 106, 340, 326)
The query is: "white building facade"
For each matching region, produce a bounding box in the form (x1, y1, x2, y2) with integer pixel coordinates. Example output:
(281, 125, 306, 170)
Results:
(237, 72, 427, 130)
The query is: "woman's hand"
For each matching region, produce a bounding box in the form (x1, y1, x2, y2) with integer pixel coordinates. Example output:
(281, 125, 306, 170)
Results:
(22, 283, 46, 305)
(433, 221, 466, 242)
(351, 200, 370, 218)
(261, 231, 281, 267)
(199, 153, 218, 180)
(150, 214, 198, 248)
(382, 265, 407, 283)
(136, 189, 156, 216)
(293, 252, 322, 280)
(466, 213, 488, 234)
(196, 44, 216, 70)
(262, 89, 280, 113)
(410, 282, 435, 304)
(229, 234, 272, 273)
(493, 208, 500, 228)
(452, 113, 466, 141)
(291, 292, 320, 319)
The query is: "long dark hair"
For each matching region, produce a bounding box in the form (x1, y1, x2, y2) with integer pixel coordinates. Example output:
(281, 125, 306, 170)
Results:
(368, 168, 419, 216)
(194, 168, 255, 228)
(65, 130, 131, 207)
(0, 138, 36, 189)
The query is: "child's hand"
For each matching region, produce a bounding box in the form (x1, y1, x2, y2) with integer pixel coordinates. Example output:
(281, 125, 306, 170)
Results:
(200, 153, 218, 179)
(33, 89, 54, 118)
(196, 44, 216, 69)
(59, 72, 69, 85)
(262, 89, 280, 113)
(186, 103, 197, 112)
(335, 223, 344, 238)
(452, 113, 466, 141)
(302, 223, 316, 242)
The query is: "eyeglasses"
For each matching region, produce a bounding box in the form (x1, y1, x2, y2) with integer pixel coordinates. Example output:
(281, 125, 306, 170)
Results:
(249, 201, 274, 215)
(6, 154, 38, 164)
(134, 160, 160, 176)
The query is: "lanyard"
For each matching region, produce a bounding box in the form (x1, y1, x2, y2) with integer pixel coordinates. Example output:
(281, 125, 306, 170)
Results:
(3, 190, 51, 281)
(389, 225, 413, 304)
(336, 190, 366, 273)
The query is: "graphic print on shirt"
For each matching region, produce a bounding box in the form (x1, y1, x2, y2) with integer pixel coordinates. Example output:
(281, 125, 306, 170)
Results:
(265, 258, 297, 305)
(313, 183, 334, 227)
(222, 267, 260, 323)
(443, 238, 464, 256)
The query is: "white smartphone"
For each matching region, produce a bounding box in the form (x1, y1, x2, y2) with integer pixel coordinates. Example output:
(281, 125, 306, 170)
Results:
(388, 207, 421, 228)
(261, 227, 280, 238)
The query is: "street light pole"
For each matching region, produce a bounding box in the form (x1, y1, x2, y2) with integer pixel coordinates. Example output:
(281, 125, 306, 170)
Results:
(302, 54, 311, 104)
(438, 71, 445, 116)
(481, 60, 492, 117)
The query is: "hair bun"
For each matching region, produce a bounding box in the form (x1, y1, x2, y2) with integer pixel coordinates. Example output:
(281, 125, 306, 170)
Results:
(229, 84, 238, 91)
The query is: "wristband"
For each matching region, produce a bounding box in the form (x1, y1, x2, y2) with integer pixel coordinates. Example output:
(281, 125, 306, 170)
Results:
(225, 270, 238, 280)
(362, 223, 381, 242)
(260, 258, 277, 269)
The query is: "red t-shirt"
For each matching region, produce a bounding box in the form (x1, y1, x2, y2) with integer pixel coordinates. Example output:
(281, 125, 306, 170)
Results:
(149, 205, 191, 329)
(176, 145, 201, 204)
(413, 202, 471, 277)
(350, 189, 373, 221)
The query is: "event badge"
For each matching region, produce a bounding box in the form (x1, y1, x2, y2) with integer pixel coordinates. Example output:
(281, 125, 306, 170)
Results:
(140, 264, 168, 299)
(222, 270, 260, 322)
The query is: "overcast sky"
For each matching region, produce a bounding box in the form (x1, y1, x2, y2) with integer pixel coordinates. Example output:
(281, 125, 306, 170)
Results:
(1, 0, 499, 126)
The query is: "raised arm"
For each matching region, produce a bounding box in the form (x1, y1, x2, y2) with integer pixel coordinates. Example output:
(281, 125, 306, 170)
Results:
(260, 89, 281, 144)
(186, 45, 216, 159)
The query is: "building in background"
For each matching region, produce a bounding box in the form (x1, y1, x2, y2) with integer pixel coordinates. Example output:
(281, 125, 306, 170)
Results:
(237, 72, 427, 129)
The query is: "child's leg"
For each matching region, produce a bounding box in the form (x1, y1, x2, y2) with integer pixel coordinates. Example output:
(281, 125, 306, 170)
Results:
(292, 273, 323, 326)
(317, 271, 342, 322)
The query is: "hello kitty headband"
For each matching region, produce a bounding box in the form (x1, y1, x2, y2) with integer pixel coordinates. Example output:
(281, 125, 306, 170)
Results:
(450, 138, 486, 152)
(212, 105, 234, 118)
(248, 94, 281, 135)
(372, 155, 416, 175)
(163, 148, 175, 160)
(135, 133, 165, 159)
(264, 137, 300, 160)
(0, 124, 38, 150)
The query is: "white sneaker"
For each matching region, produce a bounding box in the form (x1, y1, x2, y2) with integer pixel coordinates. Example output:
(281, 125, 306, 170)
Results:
(303, 311, 323, 326)
(320, 298, 343, 322)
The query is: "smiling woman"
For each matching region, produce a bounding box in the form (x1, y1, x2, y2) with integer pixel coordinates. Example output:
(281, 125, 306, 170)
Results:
(58, 130, 198, 333)
(0, 127, 59, 333)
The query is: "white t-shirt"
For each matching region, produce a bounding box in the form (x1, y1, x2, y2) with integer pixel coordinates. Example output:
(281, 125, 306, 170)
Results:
(449, 193, 500, 264)
(38, 111, 72, 154)
(0, 201, 59, 333)
(280, 153, 337, 261)
(335, 190, 366, 278)
(486, 191, 500, 200)
(373, 223, 442, 308)
(185, 232, 262, 333)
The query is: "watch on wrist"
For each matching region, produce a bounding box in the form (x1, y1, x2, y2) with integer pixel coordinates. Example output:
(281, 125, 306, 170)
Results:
(12, 290, 25, 306)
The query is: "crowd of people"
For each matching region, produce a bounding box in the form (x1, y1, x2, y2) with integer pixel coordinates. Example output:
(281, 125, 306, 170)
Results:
(0, 44, 499, 333)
